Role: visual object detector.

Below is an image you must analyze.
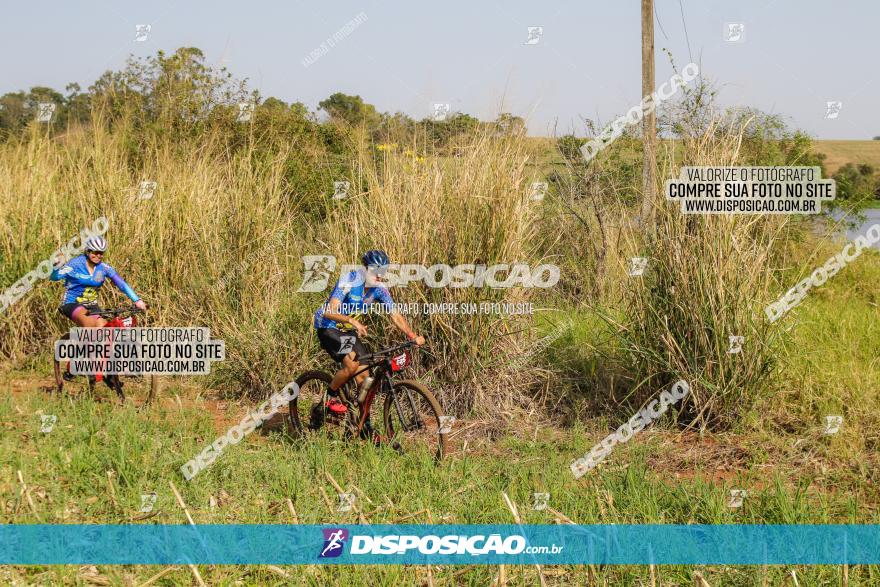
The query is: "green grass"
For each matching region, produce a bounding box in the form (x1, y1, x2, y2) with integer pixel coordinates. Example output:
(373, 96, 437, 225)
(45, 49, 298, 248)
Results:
(753, 242, 880, 458)
(2, 370, 879, 585)
(3, 139, 880, 583)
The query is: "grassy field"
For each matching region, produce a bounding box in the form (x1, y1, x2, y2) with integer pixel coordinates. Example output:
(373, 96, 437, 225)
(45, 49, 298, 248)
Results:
(3, 80, 880, 583)
(2, 242, 879, 585)
(533, 138, 880, 176)
(813, 140, 880, 175)
(1, 376, 877, 586)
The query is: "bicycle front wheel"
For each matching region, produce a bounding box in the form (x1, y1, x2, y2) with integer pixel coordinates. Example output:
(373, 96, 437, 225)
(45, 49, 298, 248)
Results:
(383, 380, 447, 461)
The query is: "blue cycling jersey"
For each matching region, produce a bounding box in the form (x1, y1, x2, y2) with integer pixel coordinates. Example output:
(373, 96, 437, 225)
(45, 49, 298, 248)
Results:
(313, 269, 394, 330)
(50, 254, 140, 305)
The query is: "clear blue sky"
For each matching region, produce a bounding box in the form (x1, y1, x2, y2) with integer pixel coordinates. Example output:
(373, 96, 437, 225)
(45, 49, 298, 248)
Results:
(2, 0, 877, 138)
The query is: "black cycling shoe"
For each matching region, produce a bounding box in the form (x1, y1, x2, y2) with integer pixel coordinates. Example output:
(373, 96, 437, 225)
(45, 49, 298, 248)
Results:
(62, 371, 75, 382)
(309, 402, 327, 430)
(103, 375, 125, 398)
(359, 419, 384, 446)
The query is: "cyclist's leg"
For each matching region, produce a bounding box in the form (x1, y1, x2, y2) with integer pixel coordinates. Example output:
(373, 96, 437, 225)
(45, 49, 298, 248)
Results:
(59, 302, 107, 328)
(70, 307, 106, 328)
(317, 328, 368, 392)
(329, 352, 369, 392)
(332, 353, 378, 440)
(329, 354, 355, 391)
(77, 309, 121, 391)
(61, 304, 106, 383)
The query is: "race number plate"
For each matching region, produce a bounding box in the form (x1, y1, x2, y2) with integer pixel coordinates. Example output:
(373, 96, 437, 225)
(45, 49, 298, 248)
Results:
(391, 353, 408, 371)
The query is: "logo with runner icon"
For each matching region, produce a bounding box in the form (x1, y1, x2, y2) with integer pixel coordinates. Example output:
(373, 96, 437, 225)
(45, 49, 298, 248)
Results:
(297, 255, 337, 293)
(338, 336, 356, 356)
(319, 528, 349, 558)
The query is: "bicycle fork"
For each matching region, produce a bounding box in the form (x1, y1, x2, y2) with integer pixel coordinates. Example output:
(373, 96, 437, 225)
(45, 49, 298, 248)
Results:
(390, 378, 424, 433)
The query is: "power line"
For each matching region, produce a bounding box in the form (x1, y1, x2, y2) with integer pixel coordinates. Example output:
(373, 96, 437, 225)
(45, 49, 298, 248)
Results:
(654, 3, 670, 41)
(678, 0, 694, 65)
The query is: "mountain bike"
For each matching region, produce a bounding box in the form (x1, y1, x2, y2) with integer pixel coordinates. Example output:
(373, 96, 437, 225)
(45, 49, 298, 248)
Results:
(288, 340, 448, 460)
(52, 305, 158, 406)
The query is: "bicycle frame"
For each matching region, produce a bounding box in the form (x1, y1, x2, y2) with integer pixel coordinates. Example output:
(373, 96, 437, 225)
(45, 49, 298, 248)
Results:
(92, 311, 137, 382)
(345, 342, 419, 437)
(87, 307, 141, 383)
(53, 305, 157, 406)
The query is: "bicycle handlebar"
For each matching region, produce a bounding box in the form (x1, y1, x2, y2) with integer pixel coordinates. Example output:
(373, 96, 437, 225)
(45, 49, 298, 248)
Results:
(360, 340, 417, 364)
(86, 305, 145, 318)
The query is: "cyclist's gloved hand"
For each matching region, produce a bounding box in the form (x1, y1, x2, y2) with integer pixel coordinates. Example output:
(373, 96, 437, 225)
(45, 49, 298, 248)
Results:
(408, 332, 425, 346)
(350, 319, 368, 337)
(135, 300, 147, 311)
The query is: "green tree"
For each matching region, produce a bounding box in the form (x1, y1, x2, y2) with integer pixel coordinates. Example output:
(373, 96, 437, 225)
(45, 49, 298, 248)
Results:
(0, 87, 67, 137)
(260, 98, 311, 120)
(0, 91, 29, 137)
(376, 111, 415, 142)
(833, 163, 880, 202)
(65, 83, 91, 125)
(421, 112, 481, 148)
(495, 113, 525, 136)
(318, 92, 380, 128)
(261, 97, 288, 110)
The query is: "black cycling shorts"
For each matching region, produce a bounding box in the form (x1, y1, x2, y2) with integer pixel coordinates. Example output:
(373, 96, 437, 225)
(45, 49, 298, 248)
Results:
(58, 302, 100, 320)
(316, 328, 369, 362)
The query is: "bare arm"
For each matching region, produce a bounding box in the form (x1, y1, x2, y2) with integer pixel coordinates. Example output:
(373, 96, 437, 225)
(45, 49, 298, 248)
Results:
(390, 311, 424, 345)
(323, 297, 367, 336)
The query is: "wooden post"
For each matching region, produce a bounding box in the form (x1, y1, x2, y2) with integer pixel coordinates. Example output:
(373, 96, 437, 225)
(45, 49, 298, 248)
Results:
(641, 0, 657, 230)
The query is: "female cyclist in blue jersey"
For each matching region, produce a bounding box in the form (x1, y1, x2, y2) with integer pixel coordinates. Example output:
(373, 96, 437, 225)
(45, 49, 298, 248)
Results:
(51, 236, 146, 327)
(313, 249, 424, 415)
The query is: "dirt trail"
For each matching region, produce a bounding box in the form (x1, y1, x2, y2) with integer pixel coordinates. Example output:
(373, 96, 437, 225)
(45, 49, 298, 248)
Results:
(6, 372, 239, 433)
(4, 370, 863, 496)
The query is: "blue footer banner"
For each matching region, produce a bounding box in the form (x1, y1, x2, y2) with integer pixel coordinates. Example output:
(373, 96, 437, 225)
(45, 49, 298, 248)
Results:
(1, 524, 878, 565)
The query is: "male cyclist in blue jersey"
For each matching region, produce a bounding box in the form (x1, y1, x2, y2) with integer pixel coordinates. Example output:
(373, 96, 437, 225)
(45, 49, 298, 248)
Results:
(313, 249, 424, 416)
(51, 236, 146, 327)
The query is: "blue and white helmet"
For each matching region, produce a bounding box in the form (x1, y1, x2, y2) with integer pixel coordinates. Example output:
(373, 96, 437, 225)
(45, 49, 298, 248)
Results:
(361, 249, 389, 270)
(85, 236, 107, 252)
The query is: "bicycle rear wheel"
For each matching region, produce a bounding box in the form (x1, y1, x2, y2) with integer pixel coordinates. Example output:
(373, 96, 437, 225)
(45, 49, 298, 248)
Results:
(288, 370, 353, 441)
(383, 380, 447, 461)
(52, 333, 71, 394)
(52, 333, 97, 397)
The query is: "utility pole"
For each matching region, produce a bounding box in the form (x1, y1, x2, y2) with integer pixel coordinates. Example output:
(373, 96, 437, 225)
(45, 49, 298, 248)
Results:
(640, 0, 656, 229)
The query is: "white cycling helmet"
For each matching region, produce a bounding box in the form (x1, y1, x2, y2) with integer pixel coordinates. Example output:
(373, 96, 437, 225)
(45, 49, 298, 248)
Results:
(85, 236, 107, 252)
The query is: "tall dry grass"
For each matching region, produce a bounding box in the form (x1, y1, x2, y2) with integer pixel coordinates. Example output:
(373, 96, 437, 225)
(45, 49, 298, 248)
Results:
(307, 128, 549, 413)
(614, 115, 787, 430)
(0, 117, 303, 391)
(0, 118, 551, 415)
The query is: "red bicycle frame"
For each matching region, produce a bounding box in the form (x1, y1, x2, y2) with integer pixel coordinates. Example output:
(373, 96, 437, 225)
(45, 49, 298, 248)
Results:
(351, 349, 411, 435)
